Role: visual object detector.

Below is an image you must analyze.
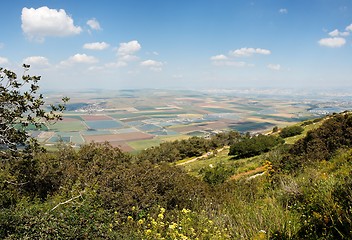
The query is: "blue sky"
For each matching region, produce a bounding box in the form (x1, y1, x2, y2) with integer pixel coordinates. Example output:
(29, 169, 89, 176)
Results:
(1, 0, 352, 90)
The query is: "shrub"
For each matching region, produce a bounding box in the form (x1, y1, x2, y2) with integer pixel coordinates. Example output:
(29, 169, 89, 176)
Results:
(279, 125, 304, 138)
(229, 135, 284, 159)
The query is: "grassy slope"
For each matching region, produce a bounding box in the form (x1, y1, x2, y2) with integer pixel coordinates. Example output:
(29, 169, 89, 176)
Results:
(177, 117, 325, 180)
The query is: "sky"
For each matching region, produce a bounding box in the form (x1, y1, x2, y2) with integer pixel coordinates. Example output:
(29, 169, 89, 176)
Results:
(1, 0, 352, 91)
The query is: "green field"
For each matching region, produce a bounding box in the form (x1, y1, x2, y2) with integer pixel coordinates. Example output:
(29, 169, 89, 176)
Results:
(48, 121, 87, 132)
(33, 89, 346, 151)
(127, 138, 164, 151)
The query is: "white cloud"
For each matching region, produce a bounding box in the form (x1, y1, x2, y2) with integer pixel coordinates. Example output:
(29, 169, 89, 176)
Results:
(318, 37, 346, 48)
(279, 8, 288, 14)
(83, 42, 110, 50)
(346, 23, 352, 31)
(119, 54, 139, 62)
(0, 57, 9, 65)
(60, 54, 98, 66)
(21, 6, 82, 41)
(108, 61, 128, 68)
(212, 61, 253, 67)
(23, 56, 50, 66)
(140, 59, 163, 71)
(117, 40, 141, 56)
(229, 47, 271, 57)
(210, 54, 228, 61)
(329, 29, 349, 37)
(340, 31, 350, 36)
(87, 18, 101, 30)
(328, 29, 339, 37)
(267, 63, 281, 71)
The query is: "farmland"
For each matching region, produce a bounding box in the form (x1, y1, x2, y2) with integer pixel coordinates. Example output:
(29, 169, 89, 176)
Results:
(37, 89, 352, 152)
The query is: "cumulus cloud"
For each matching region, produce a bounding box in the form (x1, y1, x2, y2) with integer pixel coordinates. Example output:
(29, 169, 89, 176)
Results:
(318, 37, 346, 48)
(140, 59, 163, 71)
(117, 40, 141, 56)
(60, 53, 98, 66)
(279, 8, 288, 14)
(83, 42, 110, 50)
(267, 64, 281, 71)
(23, 56, 50, 66)
(87, 18, 101, 30)
(21, 6, 82, 42)
(114, 40, 142, 66)
(119, 55, 139, 62)
(346, 23, 352, 31)
(329, 29, 349, 37)
(0, 57, 9, 65)
(229, 47, 271, 57)
(210, 54, 228, 61)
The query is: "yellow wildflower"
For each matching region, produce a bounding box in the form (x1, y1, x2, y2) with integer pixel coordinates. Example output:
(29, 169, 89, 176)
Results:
(169, 223, 177, 229)
(181, 208, 191, 214)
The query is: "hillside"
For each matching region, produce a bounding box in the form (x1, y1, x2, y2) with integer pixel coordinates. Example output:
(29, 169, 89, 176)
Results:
(1, 112, 352, 239)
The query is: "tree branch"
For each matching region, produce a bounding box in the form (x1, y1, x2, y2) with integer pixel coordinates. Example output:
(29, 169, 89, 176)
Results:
(49, 191, 85, 212)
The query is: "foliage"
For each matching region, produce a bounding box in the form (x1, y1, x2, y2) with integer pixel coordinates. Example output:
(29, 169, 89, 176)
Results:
(229, 134, 284, 159)
(113, 206, 231, 239)
(279, 125, 304, 138)
(272, 126, 279, 133)
(284, 113, 352, 170)
(199, 163, 235, 185)
(1, 83, 352, 240)
(0, 65, 68, 158)
(138, 131, 241, 163)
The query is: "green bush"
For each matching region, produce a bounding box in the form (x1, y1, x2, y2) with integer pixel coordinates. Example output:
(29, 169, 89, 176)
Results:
(279, 125, 304, 138)
(199, 164, 235, 185)
(229, 135, 284, 159)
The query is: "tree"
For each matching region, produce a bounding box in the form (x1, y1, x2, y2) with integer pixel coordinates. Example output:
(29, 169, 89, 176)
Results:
(229, 134, 284, 159)
(0, 65, 68, 158)
(272, 126, 279, 133)
(279, 125, 304, 138)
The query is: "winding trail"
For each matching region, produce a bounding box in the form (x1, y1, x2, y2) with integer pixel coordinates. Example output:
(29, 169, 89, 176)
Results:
(227, 166, 266, 181)
(176, 147, 228, 166)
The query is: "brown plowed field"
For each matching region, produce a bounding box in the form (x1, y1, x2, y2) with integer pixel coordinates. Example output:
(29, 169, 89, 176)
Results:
(108, 141, 135, 152)
(81, 115, 113, 121)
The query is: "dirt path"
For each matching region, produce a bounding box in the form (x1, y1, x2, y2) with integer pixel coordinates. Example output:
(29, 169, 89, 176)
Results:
(227, 166, 266, 181)
(176, 147, 228, 166)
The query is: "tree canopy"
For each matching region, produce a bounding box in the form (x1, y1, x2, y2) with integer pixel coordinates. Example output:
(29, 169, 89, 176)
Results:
(0, 65, 68, 158)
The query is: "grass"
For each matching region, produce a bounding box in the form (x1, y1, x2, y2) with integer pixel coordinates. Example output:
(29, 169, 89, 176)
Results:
(127, 138, 163, 151)
(284, 120, 324, 144)
(174, 117, 329, 182)
(177, 147, 265, 180)
(157, 135, 190, 142)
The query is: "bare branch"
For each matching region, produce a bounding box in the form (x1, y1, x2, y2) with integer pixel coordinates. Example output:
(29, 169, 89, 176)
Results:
(49, 191, 85, 212)
(3, 180, 29, 186)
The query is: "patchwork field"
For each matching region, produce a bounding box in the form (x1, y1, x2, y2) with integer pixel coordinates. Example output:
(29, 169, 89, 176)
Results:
(35, 89, 352, 152)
